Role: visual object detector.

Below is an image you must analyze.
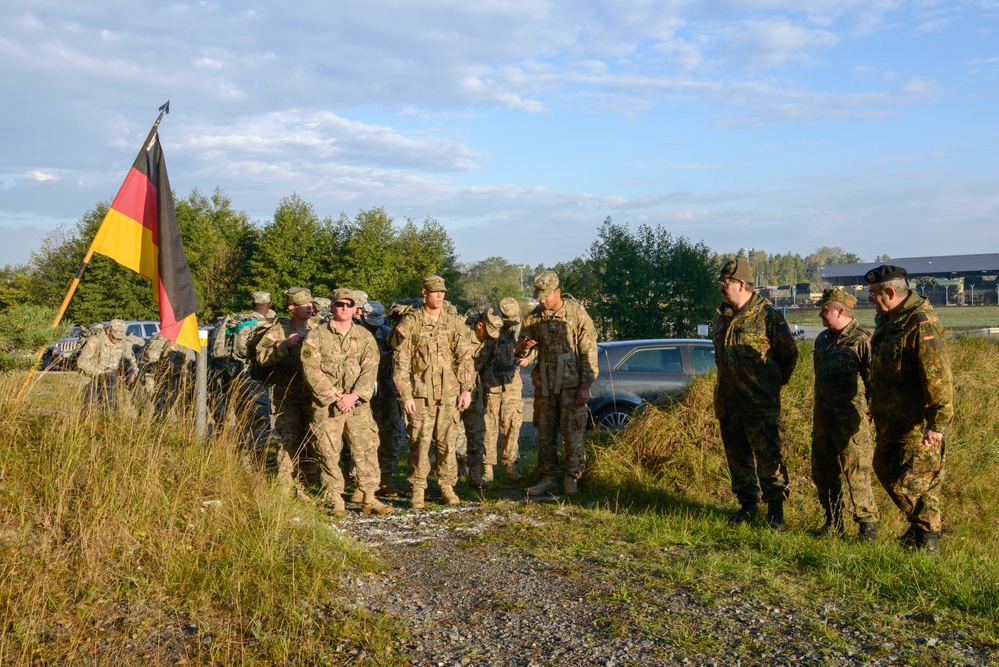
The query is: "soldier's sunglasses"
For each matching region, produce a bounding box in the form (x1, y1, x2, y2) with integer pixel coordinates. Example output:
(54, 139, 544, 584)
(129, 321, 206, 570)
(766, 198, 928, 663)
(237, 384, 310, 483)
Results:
(334, 301, 354, 308)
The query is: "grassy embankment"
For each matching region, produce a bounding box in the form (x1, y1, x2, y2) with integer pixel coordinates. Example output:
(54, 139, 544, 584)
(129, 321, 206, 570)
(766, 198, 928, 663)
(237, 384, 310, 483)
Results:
(0, 375, 400, 665)
(489, 336, 998, 662)
(785, 304, 999, 331)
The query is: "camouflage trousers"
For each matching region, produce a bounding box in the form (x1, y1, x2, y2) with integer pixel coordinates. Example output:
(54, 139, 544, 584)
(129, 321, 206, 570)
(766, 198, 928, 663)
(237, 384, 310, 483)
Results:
(484, 386, 522, 467)
(719, 414, 789, 505)
(462, 407, 487, 468)
(272, 391, 315, 491)
(406, 397, 462, 490)
(811, 409, 879, 524)
(534, 387, 587, 479)
(873, 432, 945, 534)
(371, 393, 406, 474)
(311, 404, 381, 495)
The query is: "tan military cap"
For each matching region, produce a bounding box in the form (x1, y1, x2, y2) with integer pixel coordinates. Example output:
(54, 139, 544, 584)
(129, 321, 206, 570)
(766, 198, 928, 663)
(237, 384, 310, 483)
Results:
(331, 288, 356, 305)
(108, 319, 128, 339)
(352, 290, 368, 308)
(818, 287, 857, 308)
(251, 291, 272, 304)
(422, 275, 447, 292)
(719, 258, 754, 284)
(285, 287, 313, 305)
(482, 308, 504, 339)
(499, 297, 521, 321)
(533, 271, 559, 299)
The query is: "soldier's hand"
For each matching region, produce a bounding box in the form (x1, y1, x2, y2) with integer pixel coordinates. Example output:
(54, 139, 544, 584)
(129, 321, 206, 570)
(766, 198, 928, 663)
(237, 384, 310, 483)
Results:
(336, 393, 358, 413)
(285, 333, 303, 348)
(516, 358, 530, 367)
(402, 398, 417, 415)
(457, 390, 472, 411)
(574, 387, 590, 408)
(519, 336, 537, 351)
(923, 428, 944, 447)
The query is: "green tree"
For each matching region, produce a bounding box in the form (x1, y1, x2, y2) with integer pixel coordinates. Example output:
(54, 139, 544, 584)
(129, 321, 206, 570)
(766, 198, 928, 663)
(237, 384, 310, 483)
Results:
(459, 257, 524, 309)
(0, 305, 72, 372)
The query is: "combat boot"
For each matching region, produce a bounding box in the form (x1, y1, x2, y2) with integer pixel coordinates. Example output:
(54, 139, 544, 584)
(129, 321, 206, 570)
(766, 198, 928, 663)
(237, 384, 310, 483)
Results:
(318, 488, 346, 517)
(469, 466, 490, 490)
(810, 509, 843, 537)
(897, 526, 919, 548)
(482, 465, 494, 485)
(728, 503, 758, 523)
(526, 476, 559, 496)
(505, 462, 522, 482)
(563, 476, 578, 496)
(858, 522, 877, 542)
(409, 488, 425, 510)
(361, 491, 393, 516)
(440, 485, 461, 506)
(349, 487, 364, 503)
(766, 499, 786, 532)
(915, 529, 939, 553)
(376, 472, 400, 498)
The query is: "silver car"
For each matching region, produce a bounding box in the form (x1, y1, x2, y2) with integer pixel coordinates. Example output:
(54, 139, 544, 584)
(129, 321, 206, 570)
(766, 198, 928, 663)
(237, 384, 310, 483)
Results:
(588, 338, 715, 429)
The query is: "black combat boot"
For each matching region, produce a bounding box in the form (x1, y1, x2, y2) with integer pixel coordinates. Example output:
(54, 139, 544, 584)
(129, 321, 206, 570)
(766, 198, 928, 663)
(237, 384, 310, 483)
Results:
(858, 522, 877, 542)
(766, 499, 785, 532)
(915, 529, 939, 553)
(897, 526, 919, 548)
(810, 507, 843, 537)
(728, 503, 758, 523)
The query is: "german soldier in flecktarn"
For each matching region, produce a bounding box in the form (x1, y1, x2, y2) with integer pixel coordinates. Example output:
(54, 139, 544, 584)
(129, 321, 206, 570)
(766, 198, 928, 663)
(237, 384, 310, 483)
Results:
(301, 288, 391, 517)
(811, 287, 879, 541)
(866, 265, 953, 552)
(713, 258, 798, 530)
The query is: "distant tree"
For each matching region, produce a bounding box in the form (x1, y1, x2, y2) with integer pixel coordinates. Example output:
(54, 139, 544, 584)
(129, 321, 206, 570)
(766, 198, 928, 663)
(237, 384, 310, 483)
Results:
(459, 257, 524, 309)
(874, 253, 892, 262)
(804, 246, 864, 282)
(0, 305, 71, 372)
(394, 217, 466, 308)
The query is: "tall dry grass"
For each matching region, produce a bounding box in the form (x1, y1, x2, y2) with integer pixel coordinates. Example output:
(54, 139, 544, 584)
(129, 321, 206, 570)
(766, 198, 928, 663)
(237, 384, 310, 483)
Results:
(0, 373, 396, 665)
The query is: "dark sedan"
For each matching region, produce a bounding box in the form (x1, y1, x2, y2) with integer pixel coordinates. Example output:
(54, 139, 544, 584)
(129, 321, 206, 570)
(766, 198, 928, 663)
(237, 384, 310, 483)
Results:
(588, 338, 715, 429)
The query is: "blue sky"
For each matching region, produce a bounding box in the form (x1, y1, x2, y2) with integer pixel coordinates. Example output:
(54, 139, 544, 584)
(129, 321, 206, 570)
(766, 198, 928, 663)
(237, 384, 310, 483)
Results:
(1, 1, 997, 270)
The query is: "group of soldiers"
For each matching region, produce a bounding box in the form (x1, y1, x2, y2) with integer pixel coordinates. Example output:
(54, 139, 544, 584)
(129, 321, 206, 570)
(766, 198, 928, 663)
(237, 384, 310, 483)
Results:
(74, 260, 952, 551)
(714, 260, 953, 552)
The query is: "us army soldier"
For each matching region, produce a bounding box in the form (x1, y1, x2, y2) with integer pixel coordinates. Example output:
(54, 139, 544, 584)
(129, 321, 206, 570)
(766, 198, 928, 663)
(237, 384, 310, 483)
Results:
(361, 300, 406, 497)
(811, 287, 878, 541)
(391, 275, 474, 509)
(482, 297, 527, 483)
(76, 319, 139, 409)
(517, 271, 598, 497)
(464, 309, 503, 489)
(866, 265, 953, 552)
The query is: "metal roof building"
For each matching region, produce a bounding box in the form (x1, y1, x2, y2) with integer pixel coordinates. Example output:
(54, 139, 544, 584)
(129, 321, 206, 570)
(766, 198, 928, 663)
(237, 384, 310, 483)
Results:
(821, 254, 999, 286)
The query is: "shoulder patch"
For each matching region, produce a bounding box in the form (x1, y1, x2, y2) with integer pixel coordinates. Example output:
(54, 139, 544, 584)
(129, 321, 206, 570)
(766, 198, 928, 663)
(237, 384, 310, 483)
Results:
(301, 346, 313, 359)
(265, 332, 278, 341)
(916, 313, 931, 325)
(304, 337, 317, 347)
(396, 325, 408, 339)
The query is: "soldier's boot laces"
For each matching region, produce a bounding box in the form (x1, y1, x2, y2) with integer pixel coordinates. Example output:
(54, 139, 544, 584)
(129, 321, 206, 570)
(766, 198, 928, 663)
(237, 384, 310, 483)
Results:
(766, 499, 786, 532)
(505, 463, 522, 482)
(409, 488, 426, 510)
(563, 477, 579, 496)
(915, 529, 939, 553)
(440, 485, 461, 506)
(859, 522, 877, 542)
(361, 491, 393, 516)
(526, 476, 560, 496)
(728, 503, 758, 524)
(376, 473, 400, 498)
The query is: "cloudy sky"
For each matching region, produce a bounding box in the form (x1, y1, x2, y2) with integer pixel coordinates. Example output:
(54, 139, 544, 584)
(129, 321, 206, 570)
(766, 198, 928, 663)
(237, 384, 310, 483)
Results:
(2, 0, 997, 270)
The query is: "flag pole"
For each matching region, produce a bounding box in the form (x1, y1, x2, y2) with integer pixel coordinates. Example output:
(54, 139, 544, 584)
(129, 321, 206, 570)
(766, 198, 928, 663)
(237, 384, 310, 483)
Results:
(13, 100, 172, 406)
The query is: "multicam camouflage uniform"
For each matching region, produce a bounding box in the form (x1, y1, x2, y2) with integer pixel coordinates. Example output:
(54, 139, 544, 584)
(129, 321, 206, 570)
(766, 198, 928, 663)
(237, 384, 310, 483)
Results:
(391, 305, 474, 493)
(482, 323, 524, 472)
(517, 296, 598, 482)
(300, 319, 381, 500)
(869, 291, 953, 535)
(713, 291, 798, 506)
(255, 316, 317, 492)
(368, 317, 406, 476)
(76, 321, 139, 409)
(812, 318, 879, 528)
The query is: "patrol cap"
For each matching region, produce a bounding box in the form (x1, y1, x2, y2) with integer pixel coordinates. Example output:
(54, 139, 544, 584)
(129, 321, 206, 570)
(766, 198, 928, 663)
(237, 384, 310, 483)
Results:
(285, 287, 312, 306)
(422, 275, 448, 292)
(331, 288, 356, 305)
(719, 258, 753, 284)
(353, 290, 368, 309)
(864, 264, 908, 285)
(533, 271, 559, 299)
(313, 297, 331, 310)
(482, 308, 503, 339)
(108, 319, 127, 339)
(818, 287, 857, 308)
(251, 291, 272, 304)
(499, 297, 521, 321)
(363, 300, 385, 326)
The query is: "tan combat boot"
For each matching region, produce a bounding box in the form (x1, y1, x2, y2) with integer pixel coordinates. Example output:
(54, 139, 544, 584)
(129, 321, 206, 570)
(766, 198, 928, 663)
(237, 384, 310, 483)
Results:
(349, 487, 364, 503)
(440, 485, 461, 506)
(563, 476, 578, 496)
(362, 491, 393, 515)
(320, 490, 346, 517)
(376, 472, 400, 498)
(504, 463, 522, 482)
(482, 465, 494, 485)
(410, 488, 425, 510)
(526, 476, 559, 496)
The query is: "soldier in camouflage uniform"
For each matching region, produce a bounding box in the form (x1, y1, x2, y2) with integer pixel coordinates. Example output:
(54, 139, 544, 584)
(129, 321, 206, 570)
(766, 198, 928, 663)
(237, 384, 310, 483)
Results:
(362, 300, 407, 497)
(482, 297, 527, 483)
(866, 265, 953, 552)
(713, 259, 798, 530)
(255, 288, 317, 499)
(463, 309, 503, 489)
(811, 287, 879, 541)
(517, 271, 599, 497)
(301, 289, 392, 516)
(391, 275, 475, 509)
(138, 332, 194, 417)
(76, 319, 139, 410)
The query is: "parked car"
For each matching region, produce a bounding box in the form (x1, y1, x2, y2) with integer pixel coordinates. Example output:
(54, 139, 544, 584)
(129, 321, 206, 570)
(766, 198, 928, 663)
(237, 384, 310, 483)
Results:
(588, 338, 716, 429)
(42, 320, 161, 370)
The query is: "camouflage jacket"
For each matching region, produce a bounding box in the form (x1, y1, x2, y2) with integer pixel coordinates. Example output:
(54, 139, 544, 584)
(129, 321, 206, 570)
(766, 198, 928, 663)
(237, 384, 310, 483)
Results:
(813, 318, 870, 417)
(76, 330, 139, 379)
(300, 321, 379, 409)
(517, 297, 598, 397)
(464, 329, 491, 411)
(712, 291, 798, 419)
(254, 317, 316, 397)
(870, 291, 953, 439)
(482, 327, 522, 393)
(391, 307, 474, 402)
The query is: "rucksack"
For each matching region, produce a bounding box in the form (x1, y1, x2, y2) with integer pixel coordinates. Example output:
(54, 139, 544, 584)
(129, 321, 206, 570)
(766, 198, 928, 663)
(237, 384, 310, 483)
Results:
(208, 313, 259, 362)
(244, 323, 275, 384)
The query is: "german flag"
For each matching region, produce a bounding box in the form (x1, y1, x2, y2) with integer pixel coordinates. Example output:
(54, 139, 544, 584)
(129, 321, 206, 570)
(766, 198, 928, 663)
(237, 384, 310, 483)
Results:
(90, 127, 201, 351)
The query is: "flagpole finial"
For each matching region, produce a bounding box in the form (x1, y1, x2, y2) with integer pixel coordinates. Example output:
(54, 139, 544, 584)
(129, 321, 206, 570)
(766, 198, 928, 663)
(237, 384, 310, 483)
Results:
(159, 99, 171, 114)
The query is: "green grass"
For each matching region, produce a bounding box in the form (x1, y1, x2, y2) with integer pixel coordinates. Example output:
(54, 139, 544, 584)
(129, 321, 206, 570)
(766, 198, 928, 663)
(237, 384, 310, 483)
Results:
(784, 304, 999, 330)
